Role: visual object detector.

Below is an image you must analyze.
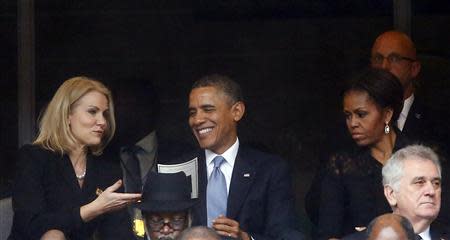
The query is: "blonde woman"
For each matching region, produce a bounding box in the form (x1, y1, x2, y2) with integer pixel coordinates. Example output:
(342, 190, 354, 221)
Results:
(9, 77, 141, 240)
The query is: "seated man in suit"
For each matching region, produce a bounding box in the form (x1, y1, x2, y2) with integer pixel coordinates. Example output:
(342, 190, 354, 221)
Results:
(187, 74, 303, 239)
(366, 214, 415, 240)
(178, 226, 221, 240)
(136, 171, 198, 240)
(382, 144, 449, 240)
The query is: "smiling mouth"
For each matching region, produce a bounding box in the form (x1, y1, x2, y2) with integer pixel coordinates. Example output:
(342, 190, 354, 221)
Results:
(198, 127, 213, 135)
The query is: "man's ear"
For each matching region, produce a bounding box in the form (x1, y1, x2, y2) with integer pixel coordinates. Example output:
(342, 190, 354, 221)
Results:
(411, 61, 421, 79)
(384, 185, 397, 208)
(231, 101, 245, 122)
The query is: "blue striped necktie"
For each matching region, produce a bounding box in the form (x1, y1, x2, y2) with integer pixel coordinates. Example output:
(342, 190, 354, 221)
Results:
(207, 156, 227, 227)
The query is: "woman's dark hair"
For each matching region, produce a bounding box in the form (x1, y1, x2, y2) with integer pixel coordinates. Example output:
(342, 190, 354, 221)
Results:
(343, 68, 404, 123)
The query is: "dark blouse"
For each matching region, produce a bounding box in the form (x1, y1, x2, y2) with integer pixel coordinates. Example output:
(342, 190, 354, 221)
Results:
(9, 144, 133, 240)
(316, 134, 411, 239)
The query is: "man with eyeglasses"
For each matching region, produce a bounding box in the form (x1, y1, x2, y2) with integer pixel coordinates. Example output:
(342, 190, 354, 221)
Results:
(370, 31, 422, 135)
(136, 171, 198, 240)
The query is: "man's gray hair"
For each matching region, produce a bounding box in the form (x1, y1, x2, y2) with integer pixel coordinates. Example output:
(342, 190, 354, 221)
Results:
(382, 144, 441, 191)
(176, 226, 220, 240)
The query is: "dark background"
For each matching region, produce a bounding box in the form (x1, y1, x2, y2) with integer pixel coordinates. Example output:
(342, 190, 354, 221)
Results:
(1, 0, 450, 230)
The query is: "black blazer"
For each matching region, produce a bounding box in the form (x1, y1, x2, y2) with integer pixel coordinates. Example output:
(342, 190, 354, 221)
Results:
(314, 134, 413, 239)
(402, 96, 433, 141)
(190, 145, 304, 240)
(9, 145, 133, 240)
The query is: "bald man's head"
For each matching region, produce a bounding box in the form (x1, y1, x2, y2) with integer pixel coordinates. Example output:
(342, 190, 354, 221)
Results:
(371, 31, 421, 99)
(177, 226, 220, 240)
(367, 214, 415, 240)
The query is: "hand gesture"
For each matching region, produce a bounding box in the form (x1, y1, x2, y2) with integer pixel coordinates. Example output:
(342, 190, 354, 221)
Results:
(80, 180, 141, 222)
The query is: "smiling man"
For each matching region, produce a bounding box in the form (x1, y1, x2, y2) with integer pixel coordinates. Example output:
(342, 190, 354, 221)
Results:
(382, 145, 449, 240)
(187, 74, 303, 240)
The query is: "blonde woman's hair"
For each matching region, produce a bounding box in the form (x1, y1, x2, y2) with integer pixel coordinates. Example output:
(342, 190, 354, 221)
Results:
(34, 76, 115, 155)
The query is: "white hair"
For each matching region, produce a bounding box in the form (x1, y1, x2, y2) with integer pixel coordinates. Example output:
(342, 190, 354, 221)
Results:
(382, 144, 441, 192)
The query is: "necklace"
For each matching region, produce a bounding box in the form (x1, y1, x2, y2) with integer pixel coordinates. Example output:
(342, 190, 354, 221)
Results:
(76, 170, 86, 180)
(71, 150, 87, 181)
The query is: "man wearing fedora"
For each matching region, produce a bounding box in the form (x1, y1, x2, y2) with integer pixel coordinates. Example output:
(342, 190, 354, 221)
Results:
(136, 171, 198, 240)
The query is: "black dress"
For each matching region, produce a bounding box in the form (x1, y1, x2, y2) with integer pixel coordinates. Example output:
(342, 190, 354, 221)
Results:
(8, 144, 134, 240)
(316, 134, 411, 239)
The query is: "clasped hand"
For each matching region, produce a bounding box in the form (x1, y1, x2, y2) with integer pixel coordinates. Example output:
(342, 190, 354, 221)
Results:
(212, 215, 250, 240)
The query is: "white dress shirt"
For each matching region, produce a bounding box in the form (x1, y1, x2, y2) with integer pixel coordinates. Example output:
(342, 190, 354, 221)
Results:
(397, 94, 415, 131)
(205, 138, 239, 194)
(417, 226, 431, 240)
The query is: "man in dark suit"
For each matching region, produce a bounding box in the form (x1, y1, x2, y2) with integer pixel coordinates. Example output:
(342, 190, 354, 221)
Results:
(342, 145, 449, 240)
(382, 145, 449, 240)
(370, 30, 439, 140)
(187, 74, 303, 240)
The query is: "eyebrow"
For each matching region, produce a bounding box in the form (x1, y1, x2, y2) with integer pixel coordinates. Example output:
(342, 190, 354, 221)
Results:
(189, 104, 215, 110)
(88, 105, 108, 111)
(411, 176, 441, 182)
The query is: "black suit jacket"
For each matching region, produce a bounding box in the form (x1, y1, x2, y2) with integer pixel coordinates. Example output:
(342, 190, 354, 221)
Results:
(190, 145, 303, 240)
(402, 96, 450, 148)
(402, 96, 432, 141)
(9, 145, 133, 240)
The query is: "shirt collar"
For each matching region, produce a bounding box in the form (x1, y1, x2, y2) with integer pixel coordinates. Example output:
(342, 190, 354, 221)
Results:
(205, 138, 239, 167)
(418, 225, 431, 240)
(401, 94, 415, 117)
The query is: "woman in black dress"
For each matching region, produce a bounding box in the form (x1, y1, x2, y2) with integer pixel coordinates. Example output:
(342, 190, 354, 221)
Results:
(9, 77, 141, 240)
(316, 68, 406, 240)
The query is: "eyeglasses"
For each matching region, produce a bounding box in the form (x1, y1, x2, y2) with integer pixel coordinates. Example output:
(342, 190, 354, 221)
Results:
(371, 53, 416, 65)
(147, 216, 186, 231)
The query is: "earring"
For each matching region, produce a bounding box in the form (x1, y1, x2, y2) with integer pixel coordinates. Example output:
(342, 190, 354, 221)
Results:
(384, 122, 390, 134)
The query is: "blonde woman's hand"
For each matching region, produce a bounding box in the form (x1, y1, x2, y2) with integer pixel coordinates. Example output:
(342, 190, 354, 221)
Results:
(80, 180, 141, 222)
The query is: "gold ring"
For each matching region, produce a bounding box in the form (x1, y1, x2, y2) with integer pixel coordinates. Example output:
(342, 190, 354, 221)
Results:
(96, 188, 103, 196)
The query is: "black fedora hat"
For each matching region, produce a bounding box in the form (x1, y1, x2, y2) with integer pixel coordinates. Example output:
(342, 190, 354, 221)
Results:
(135, 171, 198, 212)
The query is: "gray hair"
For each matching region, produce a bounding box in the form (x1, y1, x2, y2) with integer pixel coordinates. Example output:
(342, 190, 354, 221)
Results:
(176, 226, 220, 240)
(382, 144, 441, 192)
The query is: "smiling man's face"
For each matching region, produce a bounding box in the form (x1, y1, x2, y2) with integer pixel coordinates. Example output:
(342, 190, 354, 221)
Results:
(392, 158, 441, 224)
(188, 86, 244, 154)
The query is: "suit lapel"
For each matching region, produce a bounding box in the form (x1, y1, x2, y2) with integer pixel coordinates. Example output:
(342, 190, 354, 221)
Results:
(227, 147, 256, 220)
(403, 98, 423, 135)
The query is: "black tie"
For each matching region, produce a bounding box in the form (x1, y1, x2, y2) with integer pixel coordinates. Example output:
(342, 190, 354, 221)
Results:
(415, 234, 422, 240)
